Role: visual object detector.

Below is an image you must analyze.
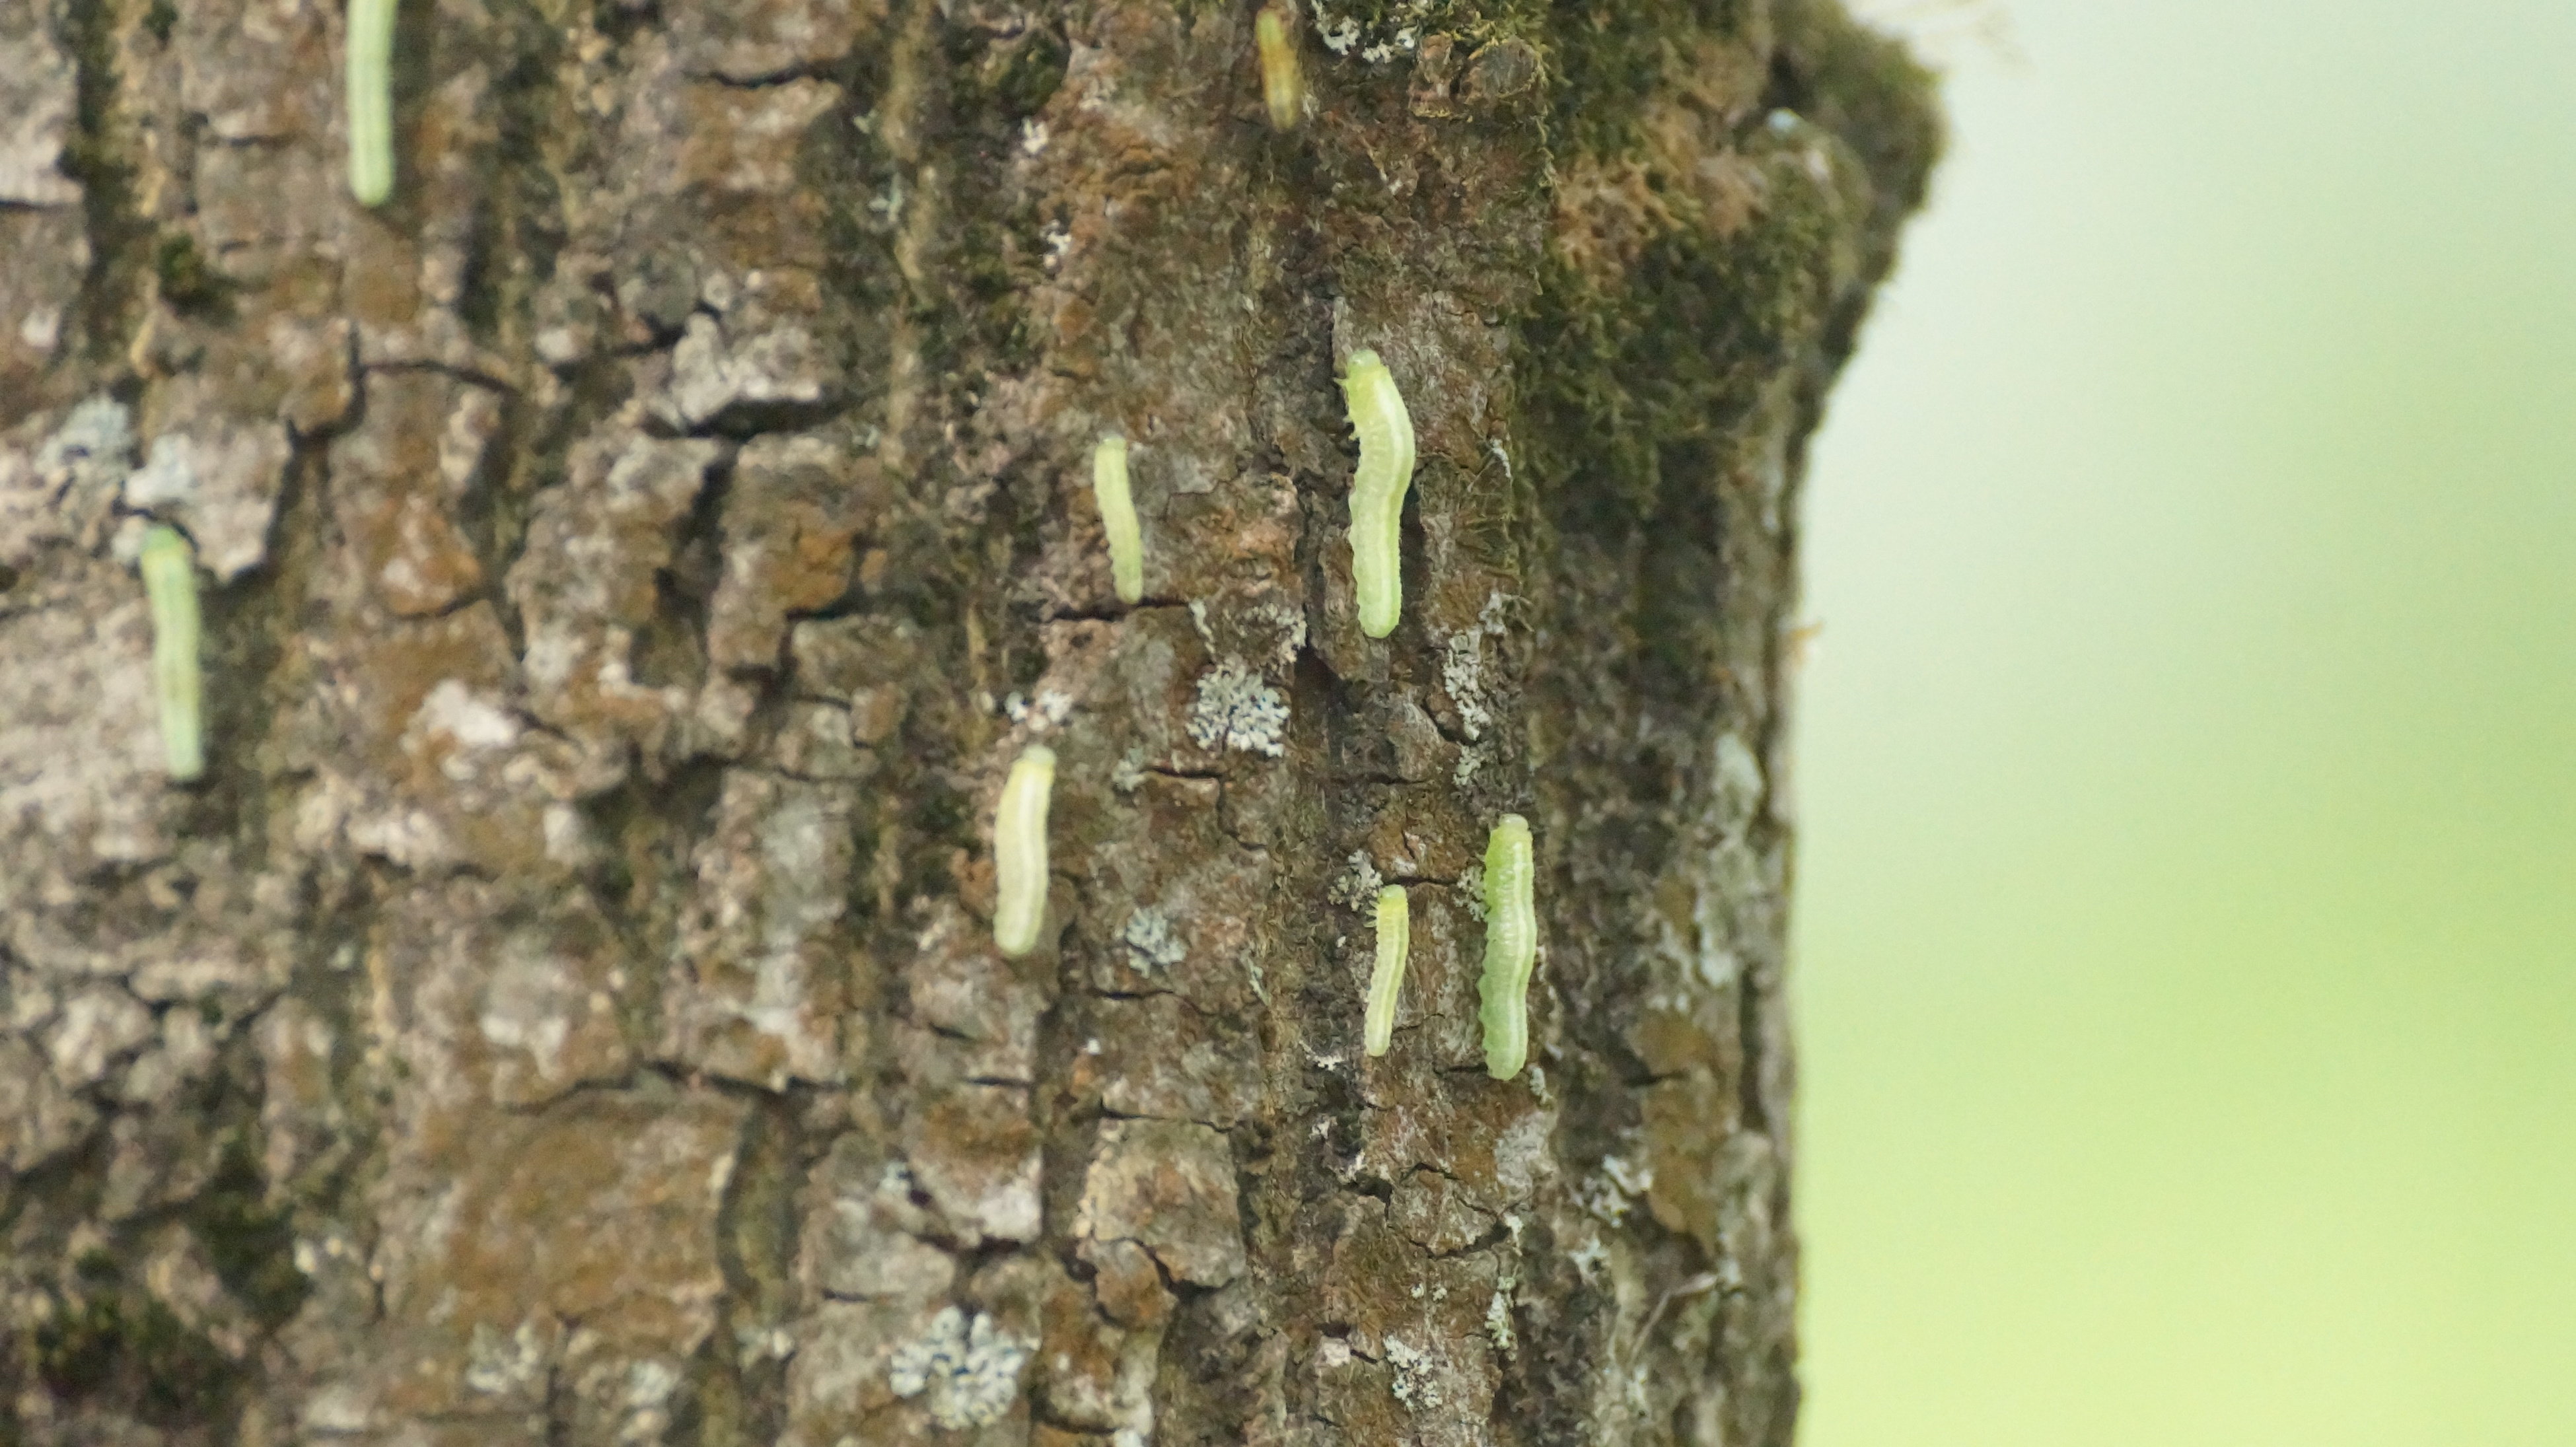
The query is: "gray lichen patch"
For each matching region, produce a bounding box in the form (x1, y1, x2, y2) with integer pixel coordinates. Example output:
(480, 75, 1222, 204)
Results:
(1118, 907, 1188, 974)
(1440, 629, 1495, 742)
(5, 398, 132, 566)
(125, 439, 274, 579)
(886, 1305, 1034, 1430)
(1330, 849, 1386, 911)
(1711, 730, 1768, 838)
(1110, 744, 1149, 793)
(1434, 594, 1517, 793)
(1384, 1334, 1443, 1409)
(1185, 660, 1289, 758)
(38, 396, 135, 489)
(659, 266, 845, 431)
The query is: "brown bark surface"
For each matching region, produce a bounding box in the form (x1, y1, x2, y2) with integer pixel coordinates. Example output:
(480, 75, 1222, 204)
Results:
(0, 0, 1937, 1442)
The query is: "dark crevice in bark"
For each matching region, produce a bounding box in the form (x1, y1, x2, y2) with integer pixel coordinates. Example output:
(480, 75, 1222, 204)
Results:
(59, 0, 147, 371)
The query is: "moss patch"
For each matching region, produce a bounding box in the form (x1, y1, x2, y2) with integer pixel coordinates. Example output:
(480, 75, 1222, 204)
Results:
(153, 232, 232, 319)
(28, 1289, 235, 1427)
(188, 1133, 310, 1331)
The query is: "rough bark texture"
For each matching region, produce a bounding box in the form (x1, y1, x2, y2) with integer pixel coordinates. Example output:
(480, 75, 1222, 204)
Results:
(0, 0, 1936, 1442)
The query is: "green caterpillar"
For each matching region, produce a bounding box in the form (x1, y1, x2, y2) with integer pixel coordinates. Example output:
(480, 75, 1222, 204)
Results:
(1255, 6, 1305, 131)
(346, 0, 396, 207)
(1476, 814, 1536, 1078)
(1092, 435, 1144, 604)
(991, 744, 1056, 956)
(1340, 349, 1415, 639)
(139, 524, 205, 782)
(1363, 884, 1410, 1057)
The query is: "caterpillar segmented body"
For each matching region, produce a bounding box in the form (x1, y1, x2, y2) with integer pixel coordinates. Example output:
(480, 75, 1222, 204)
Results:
(347, 0, 396, 206)
(1340, 349, 1415, 639)
(1092, 435, 1144, 604)
(1363, 884, 1410, 1057)
(992, 744, 1057, 957)
(1476, 814, 1536, 1079)
(139, 524, 205, 782)
(1255, 7, 1305, 131)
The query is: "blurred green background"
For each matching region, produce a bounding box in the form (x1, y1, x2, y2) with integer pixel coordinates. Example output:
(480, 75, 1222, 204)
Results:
(1793, 1, 2576, 1442)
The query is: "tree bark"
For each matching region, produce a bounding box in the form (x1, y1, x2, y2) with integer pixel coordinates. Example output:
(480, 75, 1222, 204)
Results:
(0, 0, 1936, 1442)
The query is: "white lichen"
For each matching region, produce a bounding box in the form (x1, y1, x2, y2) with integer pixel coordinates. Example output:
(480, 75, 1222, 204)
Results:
(1602, 1154, 1653, 1199)
(1003, 689, 1075, 728)
(1120, 907, 1187, 973)
(1711, 732, 1766, 839)
(462, 1320, 546, 1396)
(1384, 1336, 1442, 1410)
(1252, 596, 1308, 669)
(1186, 661, 1289, 757)
(1485, 1269, 1519, 1355)
(1453, 742, 1491, 789)
(1578, 1155, 1652, 1226)
(1567, 1234, 1611, 1280)
(1329, 850, 1384, 911)
(1110, 746, 1147, 794)
(38, 396, 136, 491)
(888, 1306, 1033, 1430)
(1441, 593, 1513, 741)
(620, 1359, 681, 1440)
(1452, 628, 1494, 731)
(124, 434, 201, 511)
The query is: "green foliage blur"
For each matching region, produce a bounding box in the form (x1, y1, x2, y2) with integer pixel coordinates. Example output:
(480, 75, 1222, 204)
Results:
(1794, 2, 2576, 1442)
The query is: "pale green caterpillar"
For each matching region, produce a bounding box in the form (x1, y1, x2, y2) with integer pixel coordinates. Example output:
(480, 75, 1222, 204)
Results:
(1476, 814, 1536, 1079)
(346, 0, 396, 207)
(138, 524, 205, 782)
(1340, 349, 1415, 639)
(991, 744, 1056, 957)
(1255, 6, 1305, 131)
(1363, 884, 1410, 1057)
(1092, 434, 1144, 604)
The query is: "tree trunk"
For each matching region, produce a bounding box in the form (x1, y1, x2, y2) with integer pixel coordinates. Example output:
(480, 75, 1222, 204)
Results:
(0, 0, 1935, 1441)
